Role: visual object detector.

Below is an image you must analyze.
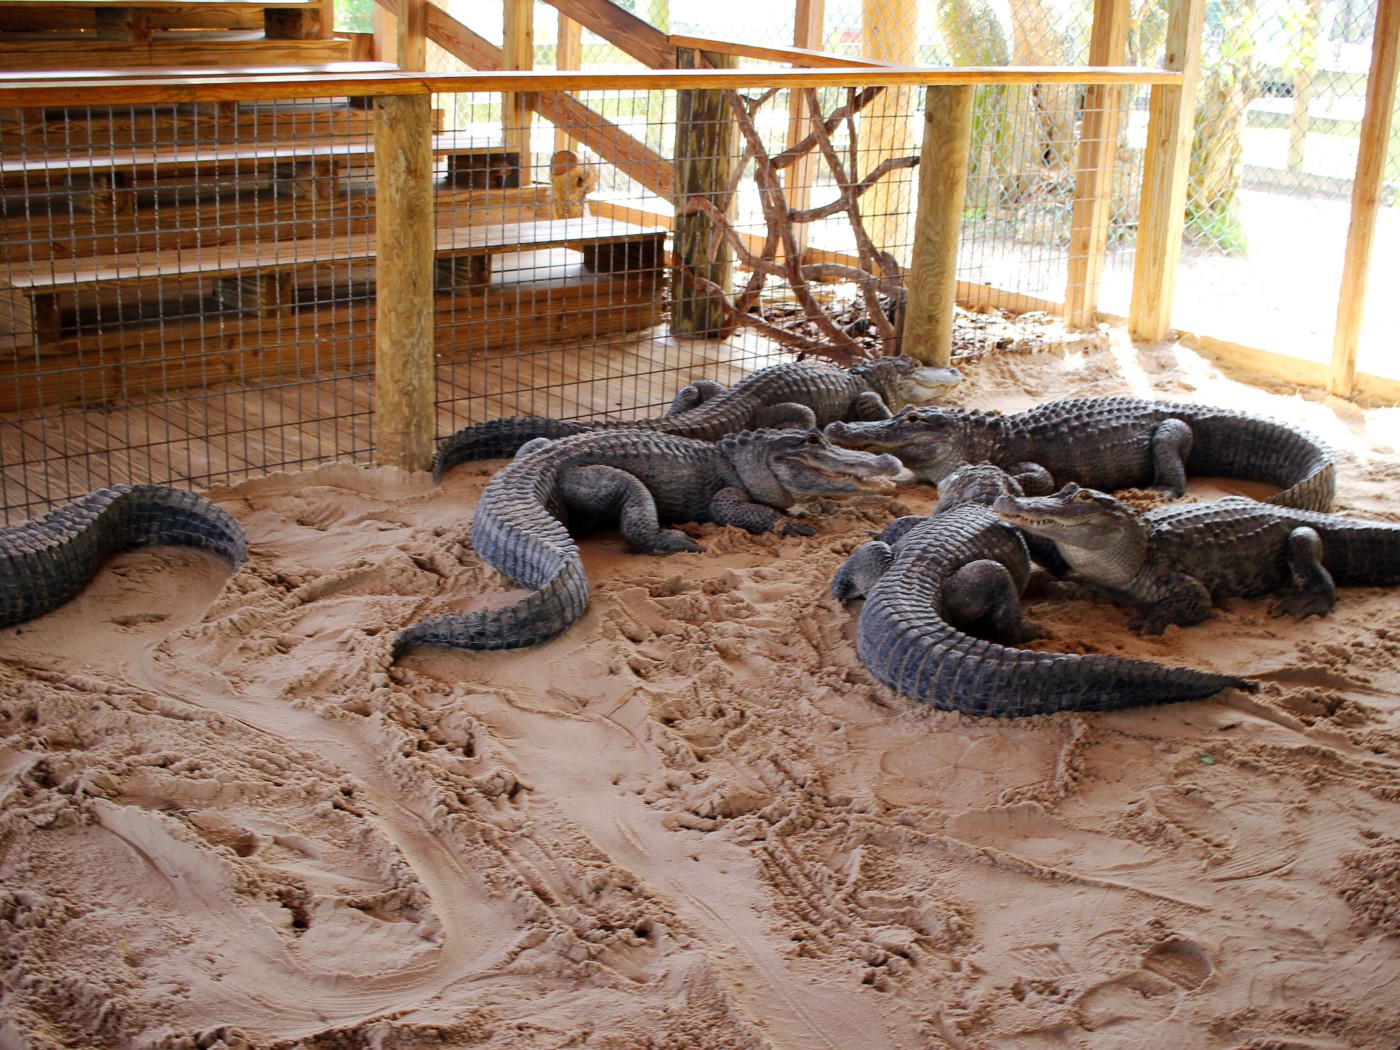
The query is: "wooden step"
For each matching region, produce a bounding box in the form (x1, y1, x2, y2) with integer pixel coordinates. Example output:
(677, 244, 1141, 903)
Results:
(0, 0, 330, 40)
(0, 184, 556, 264)
(0, 32, 353, 69)
(0, 59, 392, 81)
(0, 217, 667, 352)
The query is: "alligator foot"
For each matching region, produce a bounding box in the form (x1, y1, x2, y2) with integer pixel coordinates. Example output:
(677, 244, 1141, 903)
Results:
(1268, 589, 1332, 620)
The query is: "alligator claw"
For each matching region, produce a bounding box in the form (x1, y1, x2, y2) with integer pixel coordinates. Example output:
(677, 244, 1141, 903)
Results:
(1268, 591, 1332, 621)
(781, 521, 818, 538)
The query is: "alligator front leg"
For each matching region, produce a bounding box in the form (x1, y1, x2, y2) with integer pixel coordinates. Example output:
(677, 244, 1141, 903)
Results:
(556, 465, 703, 554)
(831, 540, 894, 599)
(1269, 525, 1338, 620)
(848, 391, 896, 421)
(667, 379, 728, 414)
(709, 486, 815, 537)
(1149, 418, 1194, 496)
(943, 559, 1044, 642)
(753, 402, 819, 429)
(1128, 571, 1213, 635)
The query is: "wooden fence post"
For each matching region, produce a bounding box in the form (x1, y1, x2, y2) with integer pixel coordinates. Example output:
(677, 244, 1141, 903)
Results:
(504, 0, 535, 184)
(1328, 0, 1399, 398)
(374, 93, 435, 473)
(1064, 0, 1128, 329)
(396, 0, 425, 70)
(553, 11, 583, 155)
(785, 0, 825, 259)
(1128, 0, 1205, 343)
(902, 84, 973, 367)
(671, 46, 737, 338)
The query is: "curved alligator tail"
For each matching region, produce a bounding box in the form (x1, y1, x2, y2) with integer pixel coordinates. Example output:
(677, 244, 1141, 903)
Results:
(433, 417, 592, 478)
(0, 483, 248, 629)
(1185, 411, 1336, 512)
(856, 578, 1252, 717)
(393, 557, 590, 653)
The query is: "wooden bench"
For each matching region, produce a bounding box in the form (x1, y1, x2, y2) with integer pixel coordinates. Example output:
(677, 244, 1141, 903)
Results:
(0, 216, 667, 346)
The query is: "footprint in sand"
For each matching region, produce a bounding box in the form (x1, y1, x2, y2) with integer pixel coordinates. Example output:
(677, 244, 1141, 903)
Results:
(1076, 936, 1213, 1031)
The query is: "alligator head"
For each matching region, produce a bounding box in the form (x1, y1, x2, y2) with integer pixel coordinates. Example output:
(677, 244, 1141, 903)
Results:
(720, 428, 910, 508)
(824, 405, 973, 483)
(848, 355, 962, 408)
(991, 483, 1150, 589)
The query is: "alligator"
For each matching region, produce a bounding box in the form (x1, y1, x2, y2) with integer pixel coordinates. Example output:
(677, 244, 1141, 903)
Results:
(994, 483, 1400, 635)
(432, 355, 962, 479)
(830, 463, 1252, 716)
(396, 428, 908, 654)
(825, 396, 1336, 511)
(0, 484, 248, 629)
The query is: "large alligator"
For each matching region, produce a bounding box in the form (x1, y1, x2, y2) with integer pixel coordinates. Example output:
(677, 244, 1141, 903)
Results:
(825, 396, 1336, 511)
(432, 355, 961, 479)
(994, 483, 1400, 635)
(830, 464, 1252, 716)
(0, 484, 248, 629)
(396, 428, 907, 654)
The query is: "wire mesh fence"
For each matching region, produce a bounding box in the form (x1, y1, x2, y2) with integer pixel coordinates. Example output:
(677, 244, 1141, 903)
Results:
(0, 69, 1157, 526)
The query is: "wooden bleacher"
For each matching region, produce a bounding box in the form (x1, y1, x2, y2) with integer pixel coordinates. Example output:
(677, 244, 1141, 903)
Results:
(0, 4, 670, 413)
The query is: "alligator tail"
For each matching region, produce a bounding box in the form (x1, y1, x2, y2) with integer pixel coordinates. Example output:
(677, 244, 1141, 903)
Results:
(856, 595, 1252, 717)
(0, 484, 248, 629)
(393, 557, 589, 654)
(1185, 412, 1337, 512)
(433, 417, 593, 479)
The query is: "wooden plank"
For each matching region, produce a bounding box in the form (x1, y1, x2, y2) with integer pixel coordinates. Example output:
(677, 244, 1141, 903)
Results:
(0, 37, 356, 72)
(4, 217, 667, 293)
(1327, 0, 1398, 397)
(1064, 0, 1128, 328)
(1128, 0, 1205, 343)
(546, 0, 675, 70)
(861, 0, 917, 268)
(395, 0, 424, 70)
(373, 93, 435, 472)
(666, 34, 896, 69)
(902, 84, 973, 366)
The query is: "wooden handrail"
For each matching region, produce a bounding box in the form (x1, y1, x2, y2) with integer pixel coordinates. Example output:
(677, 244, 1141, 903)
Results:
(666, 34, 899, 69)
(0, 65, 1182, 107)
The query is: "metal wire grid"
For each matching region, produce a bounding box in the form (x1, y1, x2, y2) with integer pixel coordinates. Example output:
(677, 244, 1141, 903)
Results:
(0, 95, 377, 525)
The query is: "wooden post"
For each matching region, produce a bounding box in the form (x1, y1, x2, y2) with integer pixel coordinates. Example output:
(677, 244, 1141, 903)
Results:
(1287, 0, 1324, 171)
(671, 46, 737, 338)
(861, 0, 917, 267)
(504, 0, 535, 185)
(1128, 0, 1205, 343)
(903, 85, 974, 367)
(1328, 0, 1399, 397)
(1064, 0, 1128, 328)
(373, 94, 436, 473)
(554, 11, 583, 155)
(785, 0, 825, 258)
(396, 0, 425, 70)
(373, 1, 397, 65)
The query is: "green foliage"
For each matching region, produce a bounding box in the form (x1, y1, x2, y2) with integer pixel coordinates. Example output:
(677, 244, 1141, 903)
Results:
(335, 0, 374, 34)
(1184, 201, 1248, 256)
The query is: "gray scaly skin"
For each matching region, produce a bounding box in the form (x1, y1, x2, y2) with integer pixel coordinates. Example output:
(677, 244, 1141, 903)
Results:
(397, 428, 907, 654)
(432, 355, 962, 478)
(994, 483, 1400, 635)
(0, 484, 248, 629)
(825, 396, 1336, 511)
(831, 464, 1252, 717)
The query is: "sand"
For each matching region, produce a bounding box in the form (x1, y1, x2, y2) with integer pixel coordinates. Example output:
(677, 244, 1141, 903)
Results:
(3, 334, 1400, 1049)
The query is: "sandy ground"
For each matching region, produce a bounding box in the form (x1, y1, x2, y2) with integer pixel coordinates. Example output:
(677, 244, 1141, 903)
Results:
(3, 335, 1400, 1049)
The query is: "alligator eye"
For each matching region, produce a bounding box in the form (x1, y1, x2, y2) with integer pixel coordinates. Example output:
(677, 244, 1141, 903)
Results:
(805, 433, 821, 444)
(1074, 489, 1094, 501)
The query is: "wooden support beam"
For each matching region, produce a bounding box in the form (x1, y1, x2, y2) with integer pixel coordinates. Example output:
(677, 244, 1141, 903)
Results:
(373, 93, 435, 473)
(861, 0, 917, 267)
(785, 0, 824, 256)
(1064, 0, 1128, 328)
(672, 45, 737, 337)
(543, 0, 676, 69)
(396, 0, 426, 71)
(1328, 0, 1398, 398)
(530, 90, 673, 196)
(903, 84, 973, 367)
(1128, 0, 1205, 343)
(503, 0, 535, 183)
(554, 9, 583, 154)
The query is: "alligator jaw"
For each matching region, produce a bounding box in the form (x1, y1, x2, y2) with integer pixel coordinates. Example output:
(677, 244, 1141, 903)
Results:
(902, 366, 963, 403)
